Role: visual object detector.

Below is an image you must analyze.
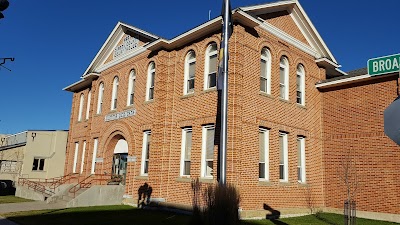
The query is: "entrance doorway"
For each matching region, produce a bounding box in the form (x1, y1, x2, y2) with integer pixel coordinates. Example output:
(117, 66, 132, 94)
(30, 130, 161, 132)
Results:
(112, 139, 128, 184)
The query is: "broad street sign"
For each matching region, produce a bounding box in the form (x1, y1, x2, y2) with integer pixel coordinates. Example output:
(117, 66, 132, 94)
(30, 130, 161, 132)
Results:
(368, 53, 400, 76)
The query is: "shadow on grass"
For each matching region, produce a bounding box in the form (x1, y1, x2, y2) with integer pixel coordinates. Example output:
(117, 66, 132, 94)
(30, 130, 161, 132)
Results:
(5, 205, 191, 225)
(314, 213, 339, 225)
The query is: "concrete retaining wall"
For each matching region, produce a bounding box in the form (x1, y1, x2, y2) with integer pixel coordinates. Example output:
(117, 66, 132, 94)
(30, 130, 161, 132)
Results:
(67, 185, 124, 208)
(15, 186, 45, 201)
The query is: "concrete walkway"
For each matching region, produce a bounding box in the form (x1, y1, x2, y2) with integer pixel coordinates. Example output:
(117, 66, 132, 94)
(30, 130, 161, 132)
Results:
(0, 201, 67, 225)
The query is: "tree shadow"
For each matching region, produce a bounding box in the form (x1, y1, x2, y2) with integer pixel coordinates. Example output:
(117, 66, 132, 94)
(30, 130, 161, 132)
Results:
(263, 204, 288, 225)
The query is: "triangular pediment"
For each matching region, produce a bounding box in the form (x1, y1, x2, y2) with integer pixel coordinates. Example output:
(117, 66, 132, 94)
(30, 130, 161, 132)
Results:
(81, 22, 159, 78)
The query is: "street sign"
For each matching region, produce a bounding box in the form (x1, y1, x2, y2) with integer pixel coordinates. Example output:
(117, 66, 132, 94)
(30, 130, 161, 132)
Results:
(368, 53, 400, 76)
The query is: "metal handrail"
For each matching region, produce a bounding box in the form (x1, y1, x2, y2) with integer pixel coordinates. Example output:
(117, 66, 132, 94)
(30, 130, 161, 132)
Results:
(18, 173, 79, 195)
(68, 174, 111, 198)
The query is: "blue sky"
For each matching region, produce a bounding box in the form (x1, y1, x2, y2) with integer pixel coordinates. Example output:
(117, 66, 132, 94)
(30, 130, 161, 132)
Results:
(0, 0, 399, 134)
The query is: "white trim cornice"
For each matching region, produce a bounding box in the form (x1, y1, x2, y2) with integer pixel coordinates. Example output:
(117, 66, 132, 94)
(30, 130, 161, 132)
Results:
(316, 74, 370, 89)
(96, 46, 147, 73)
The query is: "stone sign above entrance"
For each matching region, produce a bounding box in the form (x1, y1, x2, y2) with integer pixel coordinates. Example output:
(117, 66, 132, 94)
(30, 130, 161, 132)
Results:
(105, 109, 136, 122)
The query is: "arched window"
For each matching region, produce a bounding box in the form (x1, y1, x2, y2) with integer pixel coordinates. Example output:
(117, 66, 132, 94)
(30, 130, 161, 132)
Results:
(111, 76, 119, 110)
(78, 93, 84, 121)
(96, 82, 104, 114)
(260, 47, 271, 94)
(296, 64, 305, 105)
(146, 62, 155, 101)
(279, 56, 289, 100)
(204, 43, 218, 89)
(127, 69, 136, 106)
(184, 51, 196, 94)
(85, 90, 91, 120)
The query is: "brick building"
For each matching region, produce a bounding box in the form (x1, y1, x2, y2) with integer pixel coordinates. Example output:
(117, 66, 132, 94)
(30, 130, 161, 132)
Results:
(63, 0, 399, 221)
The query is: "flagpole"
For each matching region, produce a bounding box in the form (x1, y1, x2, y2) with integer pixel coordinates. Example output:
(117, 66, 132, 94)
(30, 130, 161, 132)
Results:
(219, 0, 230, 186)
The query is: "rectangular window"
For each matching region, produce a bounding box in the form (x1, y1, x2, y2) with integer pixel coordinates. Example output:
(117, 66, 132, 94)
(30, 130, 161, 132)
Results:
(297, 136, 306, 183)
(180, 128, 192, 176)
(279, 67, 285, 99)
(32, 158, 45, 171)
(91, 138, 98, 174)
(279, 132, 288, 182)
(73, 142, 79, 173)
(208, 55, 217, 88)
(260, 59, 268, 93)
(201, 125, 215, 178)
(149, 72, 155, 100)
(141, 131, 151, 175)
(259, 128, 269, 180)
(80, 141, 86, 174)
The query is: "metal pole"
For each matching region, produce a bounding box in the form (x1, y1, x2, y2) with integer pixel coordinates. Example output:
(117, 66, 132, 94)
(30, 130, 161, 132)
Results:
(219, 0, 230, 186)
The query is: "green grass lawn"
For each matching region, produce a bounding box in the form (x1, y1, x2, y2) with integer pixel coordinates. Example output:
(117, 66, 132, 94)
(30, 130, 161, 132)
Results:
(0, 195, 33, 204)
(1, 205, 398, 225)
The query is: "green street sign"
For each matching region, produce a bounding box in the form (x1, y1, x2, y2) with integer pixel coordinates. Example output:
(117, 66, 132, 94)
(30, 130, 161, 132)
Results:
(368, 53, 400, 76)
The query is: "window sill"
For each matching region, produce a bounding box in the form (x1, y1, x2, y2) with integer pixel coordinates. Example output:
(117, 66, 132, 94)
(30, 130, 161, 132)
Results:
(297, 182, 308, 187)
(279, 181, 291, 186)
(199, 178, 214, 183)
(31, 170, 45, 172)
(176, 177, 192, 183)
(203, 87, 217, 93)
(181, 93, 195, 99)
(258, 180, 272, 186)
(279, 98, 290, 104)
(144, 100, 154, 105)
(259, 92, 273, 99)
(135, 175, 149, 180)
(94, 113, 102, 117)
(109, 109, 117, 113)
(124, 105, 135, 110)
(296, 104, 307, 109)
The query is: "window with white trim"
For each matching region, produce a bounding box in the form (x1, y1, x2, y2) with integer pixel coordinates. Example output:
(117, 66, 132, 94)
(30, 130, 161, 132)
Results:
(80, 141, 86, 174)
(32, 158, 45, 171)
(184, 51, 196, 94)
(260, 48, 271, 94)
(201, 125, 215, 178)
(259, 128, 269, 181)
(180, 128, 192, 176)
(146, 62, 155, 101)
(279, 56, 289, 100)
(297, 136, 306, 183)
(279, 132, 288, 182)
(96, 82, 104, 114)
(85, 90, 91, 120)
(296, 64, 305, 105)
(127, 69, 136, 106)
(91, 138, 98, 174)
(78, 93, 84, 121)
(111, 76, 119, 110)
(141, 131, 151, 175)
(73, 142, 79, 173)
(204, 43, 217, 89)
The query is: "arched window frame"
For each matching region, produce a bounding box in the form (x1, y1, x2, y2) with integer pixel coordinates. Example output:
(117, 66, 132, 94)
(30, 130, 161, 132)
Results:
(146, 62, 155, 101)
(260, 47, 271, 94)
(78, 93, 84, 121)
(127, 69, 136, 106)
(85, 89, 91, 120)
(279, 56, 289, 100)
(96, 82, 104, 114)
(184, 50, 196, 95)
(204, 43, 218, 90)
(296, 64, 306, 105)
(111, 76, 119, 110)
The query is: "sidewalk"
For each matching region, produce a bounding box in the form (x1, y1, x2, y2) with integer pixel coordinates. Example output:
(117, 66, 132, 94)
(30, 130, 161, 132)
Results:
(0, 201, 67, 225)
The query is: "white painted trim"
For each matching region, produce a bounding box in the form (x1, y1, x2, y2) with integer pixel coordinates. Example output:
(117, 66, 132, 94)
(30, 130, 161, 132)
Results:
(183, 51, 196, 95)
(259, 128, 270, 181)
(315, 58, 339, 68)
(96, 82, 104, 114)
(180, 128, 192, 177)
(96, 46, 147, 73)
(146, 63, 155, 101)
(298, 137, 306, 183)
(127, 70, 136, 106)
(78, 94, 84, 122)
(91, 138, 98, 174)
(111, 76, 119, 110)
(260, 48, 271, 95)
(279, 132, 289, 182)
(279, 57, 289, 100)
(240, 0, 296, 12)
(85, 90, 91, 120)
(73, 142, 79, 173)
(296, 64, 306, 106)
(80, 141, 86, 174)
(204, 43, 218, 90)
(315, 74, 370, 88)
(201, 125, 215, 179)
(141, 131, 151, 176)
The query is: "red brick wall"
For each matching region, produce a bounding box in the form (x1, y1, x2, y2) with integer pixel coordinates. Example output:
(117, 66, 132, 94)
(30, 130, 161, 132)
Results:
(322, 75, 400, 214)
(65, 13, 335, 213)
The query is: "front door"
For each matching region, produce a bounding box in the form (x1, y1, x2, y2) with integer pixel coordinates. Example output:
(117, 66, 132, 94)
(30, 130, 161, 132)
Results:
(112, 153, 128, 184)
